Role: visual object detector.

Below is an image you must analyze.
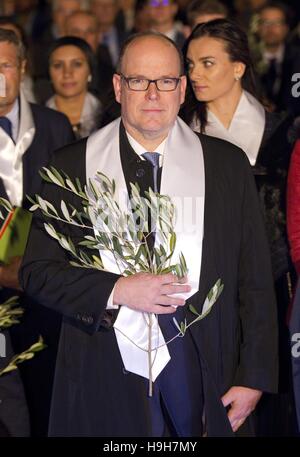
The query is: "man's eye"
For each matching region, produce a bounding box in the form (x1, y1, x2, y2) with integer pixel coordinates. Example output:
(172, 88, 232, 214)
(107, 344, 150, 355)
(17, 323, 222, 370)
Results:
(1, 63, 14, 70)
(131, 79, 144, 84)
(161, 79, 173, 84)
(203, 60, 213, 67)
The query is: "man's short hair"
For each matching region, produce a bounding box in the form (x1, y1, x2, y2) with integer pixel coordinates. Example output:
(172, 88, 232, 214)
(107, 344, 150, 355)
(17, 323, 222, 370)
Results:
(257, 1, 293, 27)
(116, 31, 184, 75)
(187, 0, 228, 27)
(0, 28, 26, 62)
(52, 0, 87, 12)
(66, 9, 100, 28)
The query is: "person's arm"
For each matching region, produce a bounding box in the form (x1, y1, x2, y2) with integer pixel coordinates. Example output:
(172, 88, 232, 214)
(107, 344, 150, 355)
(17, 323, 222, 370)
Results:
(287, 140, 300, 274)
(19, 173, 121, 335)
(20, 149, 189, 334)
(222, 152, 278, 431)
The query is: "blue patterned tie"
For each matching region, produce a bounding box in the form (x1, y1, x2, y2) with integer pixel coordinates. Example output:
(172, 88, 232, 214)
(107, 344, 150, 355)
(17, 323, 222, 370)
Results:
(142, 152, 160, 192)
(0, 116, 12, 138)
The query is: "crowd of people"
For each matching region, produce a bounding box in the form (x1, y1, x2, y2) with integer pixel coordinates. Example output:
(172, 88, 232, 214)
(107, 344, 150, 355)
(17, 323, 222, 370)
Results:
(0, 0, 299, 438)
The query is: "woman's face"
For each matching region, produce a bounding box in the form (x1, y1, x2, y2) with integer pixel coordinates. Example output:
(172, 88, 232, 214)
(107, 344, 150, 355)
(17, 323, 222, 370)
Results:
(49, 45, 90, 98)
(186, 36, 245, 103)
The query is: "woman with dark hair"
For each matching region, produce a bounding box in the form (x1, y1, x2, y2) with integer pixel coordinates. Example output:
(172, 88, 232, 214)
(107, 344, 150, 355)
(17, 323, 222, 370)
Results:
(181, 18, 297, 436)
(46, 36, 102, 139)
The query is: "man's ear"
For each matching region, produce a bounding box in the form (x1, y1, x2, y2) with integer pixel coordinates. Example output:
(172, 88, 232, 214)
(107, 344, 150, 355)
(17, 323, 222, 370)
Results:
(20, 59, 26, 80)
(180, 75, 187, 105)
(113, 73, 122, 103)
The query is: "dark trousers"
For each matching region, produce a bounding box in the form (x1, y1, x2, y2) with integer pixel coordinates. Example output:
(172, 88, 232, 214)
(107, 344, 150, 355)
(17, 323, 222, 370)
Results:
(147, 309, 204, 437)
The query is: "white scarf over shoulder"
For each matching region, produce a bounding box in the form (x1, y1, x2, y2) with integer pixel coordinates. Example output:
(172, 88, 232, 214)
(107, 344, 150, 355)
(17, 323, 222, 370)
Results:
(0, 91, 35, 206)
(86, 117, 205, 380)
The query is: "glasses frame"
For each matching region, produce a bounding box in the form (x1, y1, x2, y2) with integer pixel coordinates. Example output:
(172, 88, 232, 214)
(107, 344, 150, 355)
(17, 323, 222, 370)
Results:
(119, 73, 182, 92)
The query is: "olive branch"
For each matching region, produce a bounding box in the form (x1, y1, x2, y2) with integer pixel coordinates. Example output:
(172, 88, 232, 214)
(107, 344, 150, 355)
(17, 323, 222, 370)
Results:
(0, 201, 46, 377)
(0, 296, 46, 377)
(28, 167, 223, 395)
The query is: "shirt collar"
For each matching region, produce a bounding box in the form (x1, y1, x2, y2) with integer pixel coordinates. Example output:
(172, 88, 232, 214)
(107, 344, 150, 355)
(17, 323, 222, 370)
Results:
(264, 44, 285, 64)
(126, 131, 167, 167)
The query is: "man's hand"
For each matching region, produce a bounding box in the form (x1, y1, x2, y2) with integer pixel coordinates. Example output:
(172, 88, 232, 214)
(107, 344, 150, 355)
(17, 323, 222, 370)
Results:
(113, 272, 191, 314)
(221, 386, 262, 432)
(0, 256, 23, 291)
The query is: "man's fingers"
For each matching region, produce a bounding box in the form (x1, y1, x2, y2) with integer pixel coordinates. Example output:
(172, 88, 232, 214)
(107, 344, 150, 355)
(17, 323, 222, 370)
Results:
(162, 283, 191, 295)
(153, 305, 178, 314)
(159, 273, 187, 285)
(231, 417, 245, 432)
(221, 391, 233, 408)
(158, 295, 186, 307)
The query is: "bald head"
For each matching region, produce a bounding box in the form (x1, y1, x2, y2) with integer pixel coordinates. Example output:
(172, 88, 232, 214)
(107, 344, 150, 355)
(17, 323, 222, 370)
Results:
(117, 32, 184, 75)
(65, 11, 100, 52)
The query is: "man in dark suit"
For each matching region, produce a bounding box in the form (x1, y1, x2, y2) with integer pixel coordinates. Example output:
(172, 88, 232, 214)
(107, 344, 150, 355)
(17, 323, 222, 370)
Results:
(256, 1, 300, 116)
(64, 10, 115, 104)
(0, 28, 74, 436)
(20, 31, 278, 437)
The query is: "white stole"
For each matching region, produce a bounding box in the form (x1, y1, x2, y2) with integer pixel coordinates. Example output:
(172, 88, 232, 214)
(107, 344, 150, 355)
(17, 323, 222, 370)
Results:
(0, 91, 35, 206)
(86, 117, 205, 380)
(192, 91, 265, 166)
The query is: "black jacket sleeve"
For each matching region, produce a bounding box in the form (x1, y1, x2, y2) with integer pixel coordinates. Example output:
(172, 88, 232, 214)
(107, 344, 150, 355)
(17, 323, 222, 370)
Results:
(20, 145, 120, 335)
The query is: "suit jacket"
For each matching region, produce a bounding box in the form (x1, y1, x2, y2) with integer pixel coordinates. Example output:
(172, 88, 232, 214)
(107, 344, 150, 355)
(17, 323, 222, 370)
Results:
(260, 44, 300, 116)
(0, 102, 74, 437)
(20, 122, 278, 437)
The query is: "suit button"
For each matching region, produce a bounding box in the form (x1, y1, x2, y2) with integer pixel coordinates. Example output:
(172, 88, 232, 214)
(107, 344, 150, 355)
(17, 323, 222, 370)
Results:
(136, 168, 145, 178)
(82, 314, 94, 325)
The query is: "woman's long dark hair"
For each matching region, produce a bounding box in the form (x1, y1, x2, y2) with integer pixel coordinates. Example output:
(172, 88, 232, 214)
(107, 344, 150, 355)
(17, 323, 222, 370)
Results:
(47, 36, 96, 82)
(180, 19, 258, 132)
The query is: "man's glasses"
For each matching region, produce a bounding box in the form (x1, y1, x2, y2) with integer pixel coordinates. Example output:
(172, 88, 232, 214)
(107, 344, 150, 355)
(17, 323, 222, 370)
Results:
(149, 0, 172, 7)
(259, 19, 286, 27)
(120, 74, 181, 92)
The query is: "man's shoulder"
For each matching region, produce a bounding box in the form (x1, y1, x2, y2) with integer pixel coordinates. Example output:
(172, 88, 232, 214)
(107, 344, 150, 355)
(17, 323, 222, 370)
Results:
(29, 103, 71, 126)
(51, 137, 88, 172)
(195, 132, 249, 166)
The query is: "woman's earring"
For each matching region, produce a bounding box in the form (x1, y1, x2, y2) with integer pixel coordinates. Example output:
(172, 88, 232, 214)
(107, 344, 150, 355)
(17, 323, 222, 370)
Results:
(235, 75, 241, 81)
(87, 75, 92, 83)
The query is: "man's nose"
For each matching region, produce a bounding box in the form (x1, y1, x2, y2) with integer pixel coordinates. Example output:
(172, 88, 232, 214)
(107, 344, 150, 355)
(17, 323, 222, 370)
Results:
(146, 81, 159, 99)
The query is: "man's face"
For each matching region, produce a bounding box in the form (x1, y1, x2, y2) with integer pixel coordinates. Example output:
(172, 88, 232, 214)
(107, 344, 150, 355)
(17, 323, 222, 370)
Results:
(65, 13, 100, 52)
(258, 8, 288, 47)
(113, 36, 186, 144)
(147, 0, 177, 27)
(91, 0, 119, 28)
(192, 13, 226, 28)
(0, 41, 25, 116)
(53, 0, 82, 36)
